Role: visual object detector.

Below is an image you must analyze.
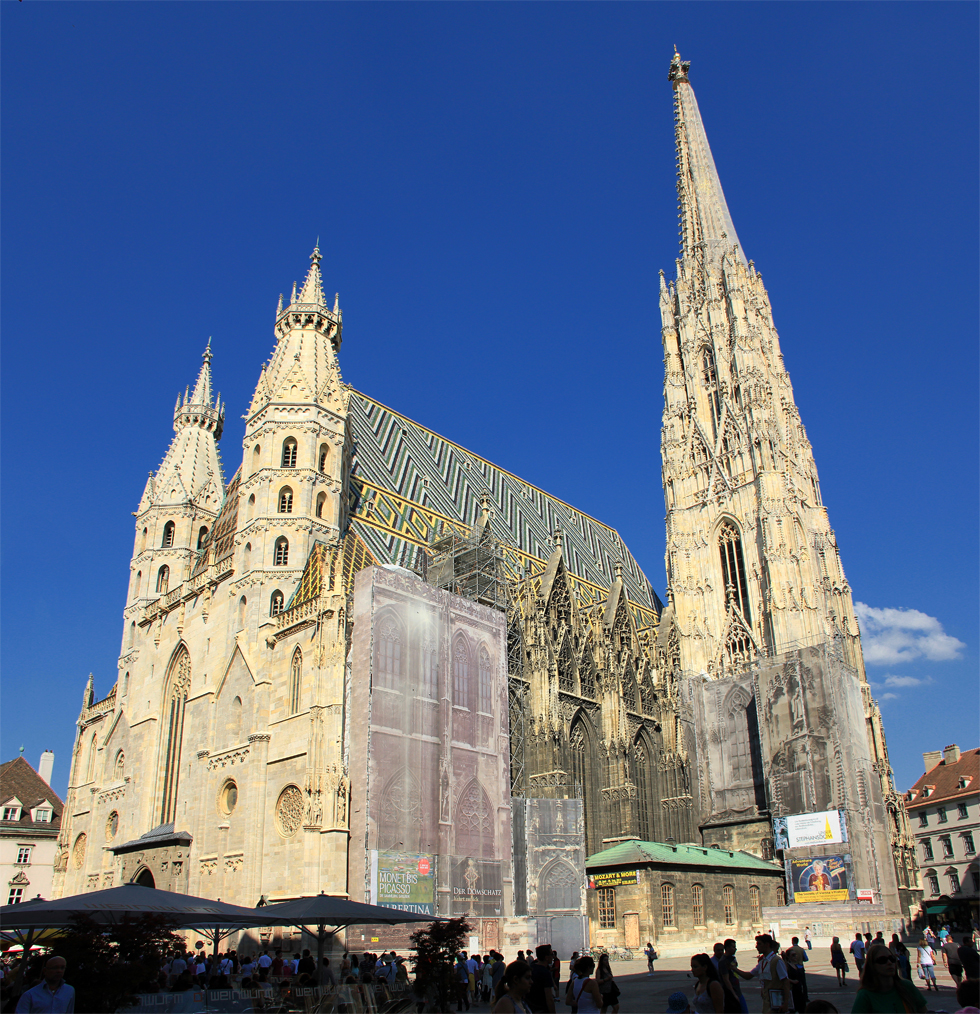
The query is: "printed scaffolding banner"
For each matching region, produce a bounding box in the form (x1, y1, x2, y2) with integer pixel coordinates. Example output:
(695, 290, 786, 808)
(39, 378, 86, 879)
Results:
(786, 854, 852, 903)
(370, 851, 436, 915)
(451, 857, 503, 916)
(772, 810, 848, 851)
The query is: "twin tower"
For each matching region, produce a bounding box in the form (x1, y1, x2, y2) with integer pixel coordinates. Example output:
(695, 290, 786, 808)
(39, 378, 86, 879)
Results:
(54, 52, 919, 927)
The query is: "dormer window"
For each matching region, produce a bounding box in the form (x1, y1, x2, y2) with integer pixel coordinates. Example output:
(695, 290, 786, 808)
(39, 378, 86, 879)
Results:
(33, 807, 52, 823)
(2, 800, 22, 821)
(960, 777, 972, 789)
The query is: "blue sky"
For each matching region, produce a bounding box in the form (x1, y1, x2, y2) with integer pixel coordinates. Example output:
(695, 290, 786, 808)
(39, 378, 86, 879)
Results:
(2, 2, 976, 797)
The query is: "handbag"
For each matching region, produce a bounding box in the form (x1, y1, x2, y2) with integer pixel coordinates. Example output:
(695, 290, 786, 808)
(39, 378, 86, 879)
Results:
(917, 966, 925, 980)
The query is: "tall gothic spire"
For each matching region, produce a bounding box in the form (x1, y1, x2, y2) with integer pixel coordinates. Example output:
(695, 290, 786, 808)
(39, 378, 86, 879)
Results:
(669, 50, 745, 265)
(295, 242, 327, 307)
(138, 341, 225, 514)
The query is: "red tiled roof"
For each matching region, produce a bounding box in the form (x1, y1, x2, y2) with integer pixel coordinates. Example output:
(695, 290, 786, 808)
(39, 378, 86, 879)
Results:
(906, 748, 979, 808)
(0, 756, 63, 832)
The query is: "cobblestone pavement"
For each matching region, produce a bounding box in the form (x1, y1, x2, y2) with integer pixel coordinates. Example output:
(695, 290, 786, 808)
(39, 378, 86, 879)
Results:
(595, 952, 963, 1013)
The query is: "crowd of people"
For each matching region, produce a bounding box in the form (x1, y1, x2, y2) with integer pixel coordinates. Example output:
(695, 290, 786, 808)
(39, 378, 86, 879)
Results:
(2, 928, 978, 1013)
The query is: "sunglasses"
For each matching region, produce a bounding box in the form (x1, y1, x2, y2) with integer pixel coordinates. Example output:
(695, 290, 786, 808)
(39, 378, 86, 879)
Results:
(874, 955, 897, 964)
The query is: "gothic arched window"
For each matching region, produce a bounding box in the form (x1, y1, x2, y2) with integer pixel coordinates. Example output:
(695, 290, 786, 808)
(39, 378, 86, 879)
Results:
(243, 543, 251, 571)
(318, 444, 328, 473)
(278, 487, 293, 514)
(422, 640, 438, 699)
(162, 521, 175, 548)
(316, 492, 326, 518)
(379, 769, 421, 852)
(557, 636, 574, 694)
(478, 644, 493, 713)
(719, 520, 751, 624)
(570, 716, 596, 855)
(246, 494, 255, 521)
(456, 780, 495, 859)
(453, 637, 471, 710)
(114, 750, 125, 781)
(289, 648, 303, 714)
(702, 346, 721, 430)
(160, 645, 191, 823)
(156, 565, 170, 594)
(281, 438, 298, 468)
(86, 734, 98, 783)
(197, 526, 208, 549)
(543, 861, 580, 912)
(632, 740, 653, 842)
(270, 591, 284, 616)
(378, 619, 401, 690)
(274, 537, 289, 566)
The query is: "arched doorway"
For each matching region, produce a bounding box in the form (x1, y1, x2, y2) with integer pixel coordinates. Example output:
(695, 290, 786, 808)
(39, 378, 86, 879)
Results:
(133, 867, 155, 888)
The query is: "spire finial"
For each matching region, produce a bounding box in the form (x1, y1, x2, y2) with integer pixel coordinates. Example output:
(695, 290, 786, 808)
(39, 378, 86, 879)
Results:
(203, 337, 212, 364)
(297, 244, 327, 306)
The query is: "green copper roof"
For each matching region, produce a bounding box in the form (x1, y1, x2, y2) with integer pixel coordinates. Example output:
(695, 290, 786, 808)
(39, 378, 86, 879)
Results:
(586, 839, 781, 873)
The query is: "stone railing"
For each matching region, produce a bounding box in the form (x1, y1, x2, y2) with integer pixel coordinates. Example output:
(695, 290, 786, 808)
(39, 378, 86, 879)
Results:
(276, 596, 320, 633)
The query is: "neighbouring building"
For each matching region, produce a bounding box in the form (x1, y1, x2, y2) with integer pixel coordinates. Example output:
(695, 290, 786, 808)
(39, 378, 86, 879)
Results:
(0, 752, 62, 904)
(906, 745, 979, 928)
(54, 50, 916, 948)
(586, 838, 784, 951)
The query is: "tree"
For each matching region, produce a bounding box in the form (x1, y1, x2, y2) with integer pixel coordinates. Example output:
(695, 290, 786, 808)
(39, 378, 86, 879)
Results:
(409, 917, 471, 1013)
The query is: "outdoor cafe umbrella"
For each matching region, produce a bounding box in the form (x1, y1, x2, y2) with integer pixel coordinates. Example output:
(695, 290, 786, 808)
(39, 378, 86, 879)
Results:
(0, 884, 279, 966)
(262, 893, 430, 985)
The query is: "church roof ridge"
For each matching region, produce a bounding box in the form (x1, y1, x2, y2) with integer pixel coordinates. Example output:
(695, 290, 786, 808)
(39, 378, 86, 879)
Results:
(586, 837, 780, 871)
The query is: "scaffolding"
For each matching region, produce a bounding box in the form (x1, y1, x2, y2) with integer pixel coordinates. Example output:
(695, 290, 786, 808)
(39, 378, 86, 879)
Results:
(422, 518, 528, 796)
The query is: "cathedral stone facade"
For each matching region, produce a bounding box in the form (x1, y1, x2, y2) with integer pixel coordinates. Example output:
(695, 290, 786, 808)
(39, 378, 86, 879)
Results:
(54, 51, 918, 926)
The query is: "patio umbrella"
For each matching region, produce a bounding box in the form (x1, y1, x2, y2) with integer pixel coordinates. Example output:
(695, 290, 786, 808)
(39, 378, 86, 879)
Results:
(0, 884, 279, 968)
(262, 893, 430, 985)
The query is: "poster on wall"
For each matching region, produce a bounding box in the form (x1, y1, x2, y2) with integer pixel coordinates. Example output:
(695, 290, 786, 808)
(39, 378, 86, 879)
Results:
(451, 858, 503, 916)
(587, 869, 639, 889)
(772, 810, 848, 851)
(786, 854, 852, 903)
(370, 851, 436, 915)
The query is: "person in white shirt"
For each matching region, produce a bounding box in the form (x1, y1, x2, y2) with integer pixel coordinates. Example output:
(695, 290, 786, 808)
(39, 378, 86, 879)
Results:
(741, 935, 790, 1014)
(15, 956, 75, 1014)
(257, 952, 273, 971)
(916, 939, 937, 991)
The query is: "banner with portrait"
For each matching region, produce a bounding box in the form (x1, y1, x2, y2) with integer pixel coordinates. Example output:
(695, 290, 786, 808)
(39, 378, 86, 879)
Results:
(786, 854, 852, 903)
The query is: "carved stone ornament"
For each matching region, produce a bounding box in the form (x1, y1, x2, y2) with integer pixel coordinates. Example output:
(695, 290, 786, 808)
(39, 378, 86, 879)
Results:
(72, 833, 87, 870)
(275, 784, 305, 837)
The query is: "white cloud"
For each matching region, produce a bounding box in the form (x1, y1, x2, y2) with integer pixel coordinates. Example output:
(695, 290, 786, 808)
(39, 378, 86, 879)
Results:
(881, 674, 931, 688)
(879, 692, 899, 701)
(855, 603, 966, 665)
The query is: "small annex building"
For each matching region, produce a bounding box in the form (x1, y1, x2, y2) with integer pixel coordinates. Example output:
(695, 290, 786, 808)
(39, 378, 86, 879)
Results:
(586, 838, 784, 952)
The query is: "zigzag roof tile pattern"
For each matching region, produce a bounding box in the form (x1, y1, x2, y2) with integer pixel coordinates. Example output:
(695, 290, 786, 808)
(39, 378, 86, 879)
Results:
(346, 391, 664, 626)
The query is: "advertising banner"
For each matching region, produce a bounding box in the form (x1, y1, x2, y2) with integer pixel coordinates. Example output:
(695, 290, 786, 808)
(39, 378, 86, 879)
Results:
(451, 858, 503, 916)
(370, 851, 436, 915)
(587, 870, 639, 889)
(772, 810, 848, 851)
(786, 854, 852, 903)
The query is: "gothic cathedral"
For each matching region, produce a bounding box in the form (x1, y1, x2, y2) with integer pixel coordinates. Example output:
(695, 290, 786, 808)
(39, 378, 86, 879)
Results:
(54, 52, 918, 920)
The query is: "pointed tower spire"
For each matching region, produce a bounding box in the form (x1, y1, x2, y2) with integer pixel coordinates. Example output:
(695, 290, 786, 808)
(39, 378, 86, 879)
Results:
(189, 338, 214, 407)
(295, 242, 327, 307)
(669, 50, 745, 265)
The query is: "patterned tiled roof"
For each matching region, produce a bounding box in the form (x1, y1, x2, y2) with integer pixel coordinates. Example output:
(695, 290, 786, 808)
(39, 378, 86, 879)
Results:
(347, 392, 664, 628)
(586, 838, 781, 872)
(907, 748, 979, 808)
(0, 757, 63, 833)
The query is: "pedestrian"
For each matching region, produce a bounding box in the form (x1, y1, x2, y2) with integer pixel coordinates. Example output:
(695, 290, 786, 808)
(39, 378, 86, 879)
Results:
(944, 936, 965, 987)
(565, 956, 602, 1014)
(710, 943, 725, 972)
(689, 953, 727, 1014)
(665, 992, 691, 1014)
(526, 946, 556, 1014)
(717, 940, 748, 1014)
(916, 938, 938, 991)
(594, 953, 619, 1014)
(456, 953, 472, 1012)
(492, 960, 533, 1014)
(894, 941, 912, 980)
(851, 942, 927, 1012)
(849, 933, 866, 975)
(959, 935, 980, 981)
(482, 955, 494, 1003)
(14, 955, 74, 1014)
(782, 936, 808, 1012)
(804, 927, 812, 950)
(955, 979, 979, 1012)
(742, 935, 790, 1014)
(829, 937, 847, 987)
(644, 941, 657, 977)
